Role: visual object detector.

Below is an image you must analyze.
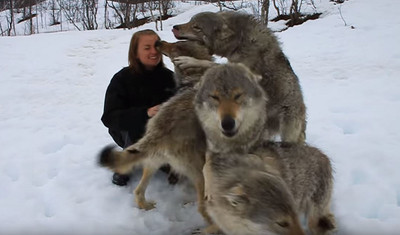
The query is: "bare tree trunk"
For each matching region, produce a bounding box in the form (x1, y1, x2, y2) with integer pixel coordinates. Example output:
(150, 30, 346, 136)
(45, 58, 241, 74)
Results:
(50, 0, 57, 25)
(131, 2, 138, 28)
(148, 0, 158, 31)
(29, 2, 34, 34)
(158, 0, 163, 31)
(104, 0, 112, 29)
(289, 0, 301, 26)
(35, 0, 39, 34)
(217, 0, 222, 11)
(8, 0, 16, 36)
(0, 22, 4, 36)
(261, 0, 270, 26)
(60, 3, 62, 31)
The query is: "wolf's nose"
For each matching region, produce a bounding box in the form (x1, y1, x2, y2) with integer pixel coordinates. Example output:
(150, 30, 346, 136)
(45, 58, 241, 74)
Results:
(154, 40, 162, 48)
(221, 116, 236, 133)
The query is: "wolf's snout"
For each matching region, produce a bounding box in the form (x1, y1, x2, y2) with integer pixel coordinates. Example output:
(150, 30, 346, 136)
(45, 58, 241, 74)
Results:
(172, 25, 181, 39)
(154, 40, 162, 48)
(221, 116, 236, 137)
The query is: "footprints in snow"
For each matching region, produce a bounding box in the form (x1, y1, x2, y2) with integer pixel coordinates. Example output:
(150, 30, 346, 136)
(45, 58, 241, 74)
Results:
(68, 37, 114, 78)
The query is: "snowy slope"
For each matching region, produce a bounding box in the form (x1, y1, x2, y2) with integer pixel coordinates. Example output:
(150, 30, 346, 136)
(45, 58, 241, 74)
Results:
(1, 0, 400, 234)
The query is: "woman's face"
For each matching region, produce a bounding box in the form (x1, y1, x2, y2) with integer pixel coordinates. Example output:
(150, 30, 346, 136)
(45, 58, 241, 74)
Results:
(136, 34, 161, 70)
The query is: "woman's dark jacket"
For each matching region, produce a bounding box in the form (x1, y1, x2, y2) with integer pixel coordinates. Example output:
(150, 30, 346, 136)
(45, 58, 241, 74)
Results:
(101, 65, 176, 147)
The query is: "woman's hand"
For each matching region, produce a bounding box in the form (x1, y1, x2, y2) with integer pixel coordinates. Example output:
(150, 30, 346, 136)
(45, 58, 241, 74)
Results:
(147, 105, 160, 117)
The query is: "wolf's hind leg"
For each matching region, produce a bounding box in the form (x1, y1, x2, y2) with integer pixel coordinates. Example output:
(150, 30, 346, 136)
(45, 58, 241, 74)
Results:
(192, 173, 213, 225)
(134, 166, 157, 210)
(280, 116, 306, 144)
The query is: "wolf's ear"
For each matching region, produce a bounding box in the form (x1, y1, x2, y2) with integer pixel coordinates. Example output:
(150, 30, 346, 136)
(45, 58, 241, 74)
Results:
(237, 63, 262, 83)
(224, 184, 249, 208)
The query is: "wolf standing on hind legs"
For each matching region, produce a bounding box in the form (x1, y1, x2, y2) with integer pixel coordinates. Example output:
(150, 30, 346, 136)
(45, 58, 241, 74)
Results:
(173, 11, 307, 143)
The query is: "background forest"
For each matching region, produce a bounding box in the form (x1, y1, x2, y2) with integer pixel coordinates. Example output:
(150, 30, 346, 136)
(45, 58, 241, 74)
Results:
(0, 0, 325, 36)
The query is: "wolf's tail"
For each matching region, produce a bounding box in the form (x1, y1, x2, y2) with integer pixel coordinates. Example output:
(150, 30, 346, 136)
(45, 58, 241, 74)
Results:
(98, 145, 144, 174)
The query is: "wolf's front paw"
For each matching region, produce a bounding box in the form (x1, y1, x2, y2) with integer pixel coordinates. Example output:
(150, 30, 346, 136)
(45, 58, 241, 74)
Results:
(173, 56, 200, 69)
(137, 200, 156, 210)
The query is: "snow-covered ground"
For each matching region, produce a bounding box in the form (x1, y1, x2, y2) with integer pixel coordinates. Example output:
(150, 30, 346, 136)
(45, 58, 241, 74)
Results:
(1, 0, 400, 234)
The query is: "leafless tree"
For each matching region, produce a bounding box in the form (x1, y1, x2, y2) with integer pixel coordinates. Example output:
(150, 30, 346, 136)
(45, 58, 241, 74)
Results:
(106, 0, 124, 27)
(15, 0, 38, 35)
(105, 0, 173, 30)
(272, 0, 287, 16)
(217, 0, 245, 11)
(54, 0, 97, 31)
(106, 0, 139, 29)
(57, 0, 81, 30)
(147, 0, 158, 30)
(147, 0, 163, 31)
(160, 0, 173, 16)
(81, 0, 98, 30)
(271, 0, 320, 27)
(155, 0, 174, 30)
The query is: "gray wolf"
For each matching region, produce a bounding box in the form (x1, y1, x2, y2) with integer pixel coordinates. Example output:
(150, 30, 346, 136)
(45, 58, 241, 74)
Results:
(173, 11, 307, 143)
(99, 40, 213, 222)
(203, 142, 335, 235)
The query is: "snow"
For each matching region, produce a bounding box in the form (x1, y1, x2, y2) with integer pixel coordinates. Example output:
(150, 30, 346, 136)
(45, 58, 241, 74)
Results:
(1, 0, 400, 234)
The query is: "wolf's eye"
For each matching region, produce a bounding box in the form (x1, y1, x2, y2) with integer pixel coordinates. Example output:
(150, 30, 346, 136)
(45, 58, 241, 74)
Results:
(234, 93, 243, 101)
(192, 25, 202, 32)
(209, 95, 219, 102)
(276, 221, 289, 228)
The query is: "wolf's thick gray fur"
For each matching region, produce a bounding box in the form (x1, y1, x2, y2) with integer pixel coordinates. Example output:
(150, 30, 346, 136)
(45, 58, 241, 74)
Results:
(203, 142, 335, 235)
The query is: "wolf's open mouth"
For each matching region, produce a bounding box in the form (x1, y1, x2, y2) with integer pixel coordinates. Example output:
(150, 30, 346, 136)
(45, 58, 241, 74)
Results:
(172, 28, 185, 39)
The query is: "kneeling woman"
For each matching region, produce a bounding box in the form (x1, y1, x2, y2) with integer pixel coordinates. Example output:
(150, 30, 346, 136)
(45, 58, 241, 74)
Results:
(101, 29, 177, 186)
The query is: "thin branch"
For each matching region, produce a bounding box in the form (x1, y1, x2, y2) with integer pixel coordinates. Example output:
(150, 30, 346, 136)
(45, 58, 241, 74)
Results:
(338, 4, 347, 26)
